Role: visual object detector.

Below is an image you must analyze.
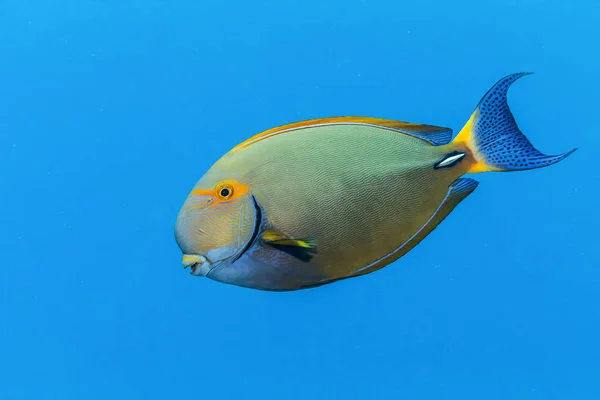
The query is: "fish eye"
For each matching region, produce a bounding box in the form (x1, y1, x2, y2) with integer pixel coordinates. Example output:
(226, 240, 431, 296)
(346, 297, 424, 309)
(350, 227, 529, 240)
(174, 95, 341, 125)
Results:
(217, 184, 234, 200)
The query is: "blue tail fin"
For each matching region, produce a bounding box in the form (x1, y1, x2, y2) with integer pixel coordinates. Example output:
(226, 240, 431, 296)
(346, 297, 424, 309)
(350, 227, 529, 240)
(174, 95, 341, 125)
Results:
(452, 73, 577, 173)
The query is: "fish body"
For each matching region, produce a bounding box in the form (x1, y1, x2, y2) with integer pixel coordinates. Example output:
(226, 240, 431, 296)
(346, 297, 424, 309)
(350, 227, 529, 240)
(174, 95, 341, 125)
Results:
(174, 73, 576, 291)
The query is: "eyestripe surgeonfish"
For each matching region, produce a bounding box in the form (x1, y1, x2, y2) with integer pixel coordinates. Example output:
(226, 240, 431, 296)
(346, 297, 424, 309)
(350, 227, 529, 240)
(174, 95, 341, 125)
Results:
(174, 73, 576, 291)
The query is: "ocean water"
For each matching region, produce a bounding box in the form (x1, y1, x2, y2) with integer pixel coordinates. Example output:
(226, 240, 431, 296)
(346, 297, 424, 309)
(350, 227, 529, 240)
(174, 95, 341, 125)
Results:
(1, 1, 598, 399)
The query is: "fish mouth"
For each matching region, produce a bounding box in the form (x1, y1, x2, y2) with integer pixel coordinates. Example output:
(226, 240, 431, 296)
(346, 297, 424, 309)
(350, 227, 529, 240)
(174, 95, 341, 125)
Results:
(182, 254, 213, 277)
(181, 195, 263, 277)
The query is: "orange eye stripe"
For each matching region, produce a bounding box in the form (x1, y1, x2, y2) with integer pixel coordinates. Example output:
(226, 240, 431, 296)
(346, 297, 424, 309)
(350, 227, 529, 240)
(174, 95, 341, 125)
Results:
(192, 181, 249, 202)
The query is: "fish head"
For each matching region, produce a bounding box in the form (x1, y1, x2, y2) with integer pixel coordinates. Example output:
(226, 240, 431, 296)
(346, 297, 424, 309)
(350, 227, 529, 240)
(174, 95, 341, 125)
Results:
(174, 177, 260, 277)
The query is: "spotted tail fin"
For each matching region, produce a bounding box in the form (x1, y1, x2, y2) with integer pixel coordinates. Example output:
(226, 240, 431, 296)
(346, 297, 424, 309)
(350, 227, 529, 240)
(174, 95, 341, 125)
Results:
(452, 73, 577, 173)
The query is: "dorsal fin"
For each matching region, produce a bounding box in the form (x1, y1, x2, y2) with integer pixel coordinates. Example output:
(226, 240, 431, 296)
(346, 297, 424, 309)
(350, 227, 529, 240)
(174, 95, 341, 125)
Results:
(232, 116, 454, 151)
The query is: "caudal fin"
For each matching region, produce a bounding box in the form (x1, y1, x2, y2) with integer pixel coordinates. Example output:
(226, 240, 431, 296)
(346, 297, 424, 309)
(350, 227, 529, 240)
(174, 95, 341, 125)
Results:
(452, 73, 577, 173)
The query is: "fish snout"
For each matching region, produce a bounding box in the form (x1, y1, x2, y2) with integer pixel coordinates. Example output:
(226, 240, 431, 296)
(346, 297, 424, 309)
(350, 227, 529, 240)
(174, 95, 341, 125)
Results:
(182, 254, 212, 277)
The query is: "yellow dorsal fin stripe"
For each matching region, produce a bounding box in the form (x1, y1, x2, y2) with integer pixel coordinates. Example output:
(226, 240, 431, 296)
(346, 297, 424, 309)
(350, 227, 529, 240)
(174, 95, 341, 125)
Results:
(232, 116, 449, 151)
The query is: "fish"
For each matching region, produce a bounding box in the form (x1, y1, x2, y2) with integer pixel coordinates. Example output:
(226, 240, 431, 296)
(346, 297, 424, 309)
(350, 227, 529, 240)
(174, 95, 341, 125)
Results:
(174, 73, 576, 291)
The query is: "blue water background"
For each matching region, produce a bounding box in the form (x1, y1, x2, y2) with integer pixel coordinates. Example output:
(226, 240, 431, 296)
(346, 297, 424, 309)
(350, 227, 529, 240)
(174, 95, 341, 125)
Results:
(1, 1, 598, 399)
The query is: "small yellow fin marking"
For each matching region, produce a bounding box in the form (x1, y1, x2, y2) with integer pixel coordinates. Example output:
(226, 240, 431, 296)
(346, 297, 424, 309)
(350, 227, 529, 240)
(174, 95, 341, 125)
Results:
(261, 230, 314, 248)
(261, 229, 318, 262)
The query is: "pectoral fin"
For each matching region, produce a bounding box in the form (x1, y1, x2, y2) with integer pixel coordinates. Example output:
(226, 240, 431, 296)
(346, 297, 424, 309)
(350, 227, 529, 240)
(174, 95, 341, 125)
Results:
(261, 230, 317, 262)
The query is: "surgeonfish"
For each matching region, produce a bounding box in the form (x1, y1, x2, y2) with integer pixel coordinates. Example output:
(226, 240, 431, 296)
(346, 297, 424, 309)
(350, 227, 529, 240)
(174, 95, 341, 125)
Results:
(174, 73, 576, 291)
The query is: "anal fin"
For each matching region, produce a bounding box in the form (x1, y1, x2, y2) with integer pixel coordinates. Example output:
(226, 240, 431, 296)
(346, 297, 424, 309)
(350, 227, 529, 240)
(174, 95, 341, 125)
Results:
(262, 229, 318, 262)
(351, 178, 479, 278)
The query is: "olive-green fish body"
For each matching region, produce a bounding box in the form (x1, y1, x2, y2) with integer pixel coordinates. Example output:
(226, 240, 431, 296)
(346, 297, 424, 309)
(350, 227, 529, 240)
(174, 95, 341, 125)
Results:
(225, 125, 462, 284)
(175, 73, 576, 291)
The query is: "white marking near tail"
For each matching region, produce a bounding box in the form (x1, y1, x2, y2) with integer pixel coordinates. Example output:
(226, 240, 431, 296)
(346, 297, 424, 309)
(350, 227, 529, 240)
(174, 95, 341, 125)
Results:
(438, 153, 465, 168)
